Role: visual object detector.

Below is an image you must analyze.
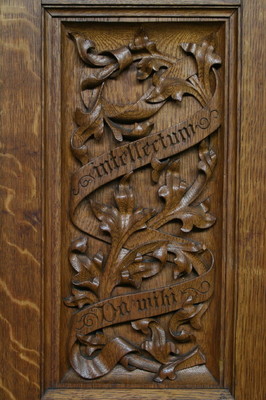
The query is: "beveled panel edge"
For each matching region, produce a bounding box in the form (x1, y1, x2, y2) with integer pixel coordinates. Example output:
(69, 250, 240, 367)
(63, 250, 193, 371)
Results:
(44, 7, 237, 19)
(42, 9, 63, 390)
(42, 0, 240, 6)
(43, 388, 234, 400)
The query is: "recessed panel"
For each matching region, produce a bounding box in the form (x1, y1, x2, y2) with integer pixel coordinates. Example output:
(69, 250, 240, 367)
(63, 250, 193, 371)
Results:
(56, 21, 227, 388)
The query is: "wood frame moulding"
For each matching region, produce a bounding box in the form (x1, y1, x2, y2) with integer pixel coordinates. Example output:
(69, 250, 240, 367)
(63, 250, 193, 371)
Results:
(42, 4, 239, 399)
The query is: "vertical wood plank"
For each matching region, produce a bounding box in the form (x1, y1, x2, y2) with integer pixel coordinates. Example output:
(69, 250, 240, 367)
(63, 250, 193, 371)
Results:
(0, 1, 41, 399)
(0, 1, 265, 399)
(235, 0, 265, 399)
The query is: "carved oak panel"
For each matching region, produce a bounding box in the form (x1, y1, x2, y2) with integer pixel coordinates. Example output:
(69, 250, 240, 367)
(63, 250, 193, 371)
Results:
(44, 12, 237, 395)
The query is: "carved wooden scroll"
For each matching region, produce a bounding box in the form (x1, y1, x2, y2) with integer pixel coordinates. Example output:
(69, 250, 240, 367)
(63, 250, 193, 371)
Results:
(64, 29, 222, 383)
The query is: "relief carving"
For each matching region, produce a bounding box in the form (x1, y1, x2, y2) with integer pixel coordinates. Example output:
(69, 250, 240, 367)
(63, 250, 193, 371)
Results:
(64, 29, 222, 382)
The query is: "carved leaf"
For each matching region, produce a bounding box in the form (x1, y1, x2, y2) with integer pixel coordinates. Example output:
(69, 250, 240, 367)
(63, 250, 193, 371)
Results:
(149, 141, 216, 232)
(149, 159, 187, 229)
(81, 64, 120, 90)
(119, 241, 168, 288)
(70, 127, 91, 165)
(176, 203, 216, 233)
(167, 246, 193, 279)
(151, 157, 170, 183)
(158, 159, 188, 207)
(154, 347, 201, 382)
(169, 302, 209, 342)
(102, 88, 166, 122)
(198, 139, 217, 179)
(146, 75, 205, 106)
(181, 41, 221, 100)
(132, 319, 179, 364)
(136, 56, 172, 80)
(68, 237, 102, 295)
(64, 288, 98, 309)
(121, 260, 161, 289)
(71, 85, 104, 164)
(105, 118, 154, 142)
(90, 174, 162, 297)
(91, 174, 155, 245)
(145, 40, 221, 106)
(74, 84, 104, 140)
(129, 29, 158, 53)
(120, 241, 168, 266)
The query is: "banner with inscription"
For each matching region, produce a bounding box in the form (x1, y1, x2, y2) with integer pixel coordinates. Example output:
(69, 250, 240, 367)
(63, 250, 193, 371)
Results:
(70, 254, 214, 339)
(69, 252, 213, 380)
(71, 92, 220, 238)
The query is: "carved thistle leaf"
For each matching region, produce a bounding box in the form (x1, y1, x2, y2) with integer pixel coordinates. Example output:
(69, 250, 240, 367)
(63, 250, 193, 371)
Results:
(132, 319, 179, 364)
(128, 29, 158, 53)
(68, 237, 102, 296)
(151, 157, 170, 183)
(181, 41, 221, 100)
(136, 56, 172, 80)
(149, 140, 217, 232)
(147, 41, 221, 106)
(146, 75, 205, 105)
(64, 288, 98, 309)
(154, 347, 204, 383)
(169, 302, 209, 342)
(90, 173, 155, 246)
(119, 241, 168, 289)
(71, 85, 104, 164)
(167, 246, 194, 279)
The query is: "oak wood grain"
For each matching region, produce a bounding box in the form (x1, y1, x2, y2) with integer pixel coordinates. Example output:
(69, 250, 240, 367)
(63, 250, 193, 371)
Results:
(0, 1, 41, 400)
(0, 1, 264, 400)
(43, 11, 62, 390)
(42, 0, 240, 6)
(234, 0, 266, 399)
(43, 388, 234, 400)
(46, 8, 236, 18)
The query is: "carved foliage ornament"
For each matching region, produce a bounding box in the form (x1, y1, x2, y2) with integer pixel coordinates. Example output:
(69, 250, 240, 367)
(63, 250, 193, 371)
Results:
(64, 29, 222, 382)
